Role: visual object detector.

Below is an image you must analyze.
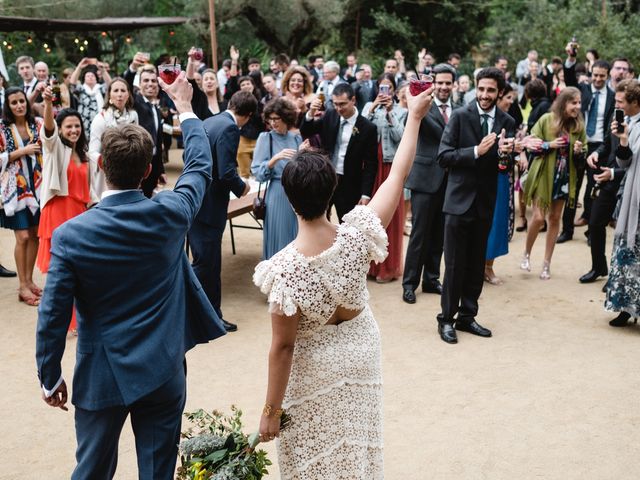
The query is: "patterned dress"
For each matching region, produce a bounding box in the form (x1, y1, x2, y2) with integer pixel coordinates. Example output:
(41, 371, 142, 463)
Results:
(254, 206, 386, 479)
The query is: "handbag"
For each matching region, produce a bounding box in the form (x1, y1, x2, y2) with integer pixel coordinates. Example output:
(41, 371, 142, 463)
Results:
(252, 133, 272, 220)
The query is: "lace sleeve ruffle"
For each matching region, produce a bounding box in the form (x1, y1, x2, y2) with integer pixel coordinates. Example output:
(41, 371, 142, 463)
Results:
(253, 258, 298, 317)
(342, 206, 388, 263)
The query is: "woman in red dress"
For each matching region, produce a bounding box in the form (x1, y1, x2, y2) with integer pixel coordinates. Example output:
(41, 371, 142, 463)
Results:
(362, 73, 408, 282)
(37, 86, 96, 331)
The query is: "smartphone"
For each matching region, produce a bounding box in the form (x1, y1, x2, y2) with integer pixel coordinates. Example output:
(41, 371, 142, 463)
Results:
(379, 84, 390, 96)
(615, 108, 625, 133)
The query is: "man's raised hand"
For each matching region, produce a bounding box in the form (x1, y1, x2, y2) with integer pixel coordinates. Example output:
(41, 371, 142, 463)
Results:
(158, 72, 193, 115)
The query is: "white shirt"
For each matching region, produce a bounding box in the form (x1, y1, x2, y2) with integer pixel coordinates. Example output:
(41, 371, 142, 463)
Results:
(587, 85, 607, 143)
(22, 77, 38, 94)
(434, 97, 452, 120)
(217, 68, 228, 96)
(474, 104, 496, 159)
(334, 109, 358, 176)
(225, 109, 238, 125)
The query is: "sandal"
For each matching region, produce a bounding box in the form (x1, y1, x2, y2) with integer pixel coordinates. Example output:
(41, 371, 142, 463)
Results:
(29, 284, 43, 297)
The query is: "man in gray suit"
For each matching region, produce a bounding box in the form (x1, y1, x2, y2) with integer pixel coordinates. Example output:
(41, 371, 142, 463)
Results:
(402, 64, 457, 304)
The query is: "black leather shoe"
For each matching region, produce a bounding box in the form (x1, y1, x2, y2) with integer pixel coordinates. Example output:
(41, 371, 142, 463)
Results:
(556, 232, 573, 243)
(422, 282, 443, 295)
(609, 312, 636, 327)
(438, 323, 457, 344)
(455, 319, 492, 337)
(602, 283, 608, 293)
(402, 288, 416, 304)
(0, 264, 17, 277)
(579, 269, 608, 284)
(221, 319, 238, 332)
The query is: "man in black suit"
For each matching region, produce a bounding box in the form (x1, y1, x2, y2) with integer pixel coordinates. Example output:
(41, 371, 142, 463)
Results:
(436, 67, 517, 344)
(300, 83, 377, 221)
(340, 53, 359, 83)
(558, 49, 614, 243)
(353, 64, 377, 112)
(124, 54, 167, 198)
(579, 80, 637, 283)
(402, 63, 457, 304)
(188, 91, 254, 332)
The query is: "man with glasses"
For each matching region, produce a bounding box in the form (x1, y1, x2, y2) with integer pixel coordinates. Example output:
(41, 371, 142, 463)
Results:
(301, 83, 377, 221)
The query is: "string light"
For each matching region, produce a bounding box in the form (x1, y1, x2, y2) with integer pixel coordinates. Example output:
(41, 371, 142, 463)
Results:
(43, 43, 49, 48)
(74, 38, 79, 44)
(27, 36, 33, 43)
(125, 36, 132, 43)
(83, 40, 88, 45)
(169, 29, 175, 36)
(2, 41, 6, 46)
(101, 31, 107, 37)
(79, 46, 84, 51)
(45, 47, 51, 53)
(7, 43, 12, 50)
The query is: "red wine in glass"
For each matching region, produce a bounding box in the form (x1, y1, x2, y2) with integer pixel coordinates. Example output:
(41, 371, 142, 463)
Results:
(409, 73, 434, 96)
(159, 64, 181, 84)
(192, 48, 204, 61)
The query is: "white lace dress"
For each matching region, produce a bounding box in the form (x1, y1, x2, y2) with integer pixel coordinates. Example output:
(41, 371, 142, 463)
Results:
(254, 206, 387, 479)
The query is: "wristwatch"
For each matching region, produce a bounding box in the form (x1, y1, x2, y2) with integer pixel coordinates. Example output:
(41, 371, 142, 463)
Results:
(541, 141, 550, 151)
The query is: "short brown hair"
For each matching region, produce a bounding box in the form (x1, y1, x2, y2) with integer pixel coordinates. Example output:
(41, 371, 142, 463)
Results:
(104, 77, 134, 111)
(263, 97, 298, 128)
(101, 124, 153, 189)
(15, 55, 34, 68)
(616, 79, 640, 105)
(228, 90, 257, 117)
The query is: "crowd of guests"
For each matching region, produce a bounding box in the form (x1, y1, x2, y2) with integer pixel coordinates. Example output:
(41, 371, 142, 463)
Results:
(1, 40, 639, 337)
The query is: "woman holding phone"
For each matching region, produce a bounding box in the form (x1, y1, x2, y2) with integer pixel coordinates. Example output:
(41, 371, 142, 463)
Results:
(0, 88, 43, 305)
(522, 87, 586, 279)
(362, 73, 407, 282)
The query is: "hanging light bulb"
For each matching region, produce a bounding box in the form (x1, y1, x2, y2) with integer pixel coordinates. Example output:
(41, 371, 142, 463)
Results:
(83, 40, 88, 46)
(79, 46, 85, 51)
(2, 41, 7, 46)
(169, 29, 175, 36)
(74, 38, 79, 44)
(101, 31, 107, 37)
(125, 36, 132, 43)
(43, 43, 49, 48)
(45, 47, 51, 53)
(27, 36, 33, 43)
(7, 43, 13, 50)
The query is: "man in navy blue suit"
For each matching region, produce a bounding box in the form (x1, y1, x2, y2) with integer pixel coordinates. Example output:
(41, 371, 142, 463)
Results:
(188, 91, 255, 332)
(35, 73, 226, 479)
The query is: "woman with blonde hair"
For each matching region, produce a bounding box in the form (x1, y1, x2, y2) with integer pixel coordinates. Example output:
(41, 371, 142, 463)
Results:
(522, 86, 586, 279)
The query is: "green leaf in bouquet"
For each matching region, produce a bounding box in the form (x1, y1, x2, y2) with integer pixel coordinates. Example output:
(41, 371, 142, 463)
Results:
(204, 448, 228, 464)
(223, 433, 237, 452)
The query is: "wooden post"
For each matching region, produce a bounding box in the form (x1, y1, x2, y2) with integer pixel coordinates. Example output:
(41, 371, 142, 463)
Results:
(209, 0, 218, 71)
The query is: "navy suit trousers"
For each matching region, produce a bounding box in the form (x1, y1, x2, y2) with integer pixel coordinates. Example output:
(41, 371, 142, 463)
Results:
(188, 220, 225, 319)
(72, 364, 186, 480)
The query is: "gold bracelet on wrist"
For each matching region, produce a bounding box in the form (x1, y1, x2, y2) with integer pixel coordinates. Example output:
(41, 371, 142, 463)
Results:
(263, 404, 284, 418)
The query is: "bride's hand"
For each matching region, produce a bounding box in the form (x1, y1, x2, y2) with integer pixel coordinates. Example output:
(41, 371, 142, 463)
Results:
(259, 414, 281, 443)
(406, 85, 434, 121)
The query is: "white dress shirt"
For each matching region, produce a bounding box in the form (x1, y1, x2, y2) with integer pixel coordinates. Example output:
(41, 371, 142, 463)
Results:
(334, 109, 358, 175)
(474, 103, 496, 158)
(587, 85, 607, 143)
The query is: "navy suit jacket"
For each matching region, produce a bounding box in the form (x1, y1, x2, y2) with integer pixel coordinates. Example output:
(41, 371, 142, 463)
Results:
(35, 118, 226, 411)
(196, 112, 246, 228)
(437, 101, 516, 219)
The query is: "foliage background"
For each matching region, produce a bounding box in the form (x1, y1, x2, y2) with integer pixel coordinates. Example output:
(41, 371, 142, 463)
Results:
(1, 0, 640, 81)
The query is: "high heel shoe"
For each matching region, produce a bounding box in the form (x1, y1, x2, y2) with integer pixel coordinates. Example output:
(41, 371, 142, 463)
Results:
(516, 217, 528, 232)
(609, 312, 638, 327)
(540, 261, 551, 280)
(520, 253, 531, 272)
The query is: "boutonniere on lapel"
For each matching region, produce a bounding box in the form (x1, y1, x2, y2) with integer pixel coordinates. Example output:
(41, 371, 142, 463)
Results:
(351, 126, 360, 137)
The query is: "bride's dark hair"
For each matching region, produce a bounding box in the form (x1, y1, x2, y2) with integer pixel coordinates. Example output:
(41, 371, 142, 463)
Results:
(282, 149, 337, 220)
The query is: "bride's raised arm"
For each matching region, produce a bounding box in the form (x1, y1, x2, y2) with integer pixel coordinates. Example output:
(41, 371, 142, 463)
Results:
(368, 86, 433, 227)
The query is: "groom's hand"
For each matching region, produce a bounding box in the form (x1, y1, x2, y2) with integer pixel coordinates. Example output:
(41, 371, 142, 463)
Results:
(42, 380, 69, 411)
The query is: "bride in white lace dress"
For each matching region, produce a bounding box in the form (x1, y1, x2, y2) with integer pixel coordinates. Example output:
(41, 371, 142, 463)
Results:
(254, 84, 433, 479)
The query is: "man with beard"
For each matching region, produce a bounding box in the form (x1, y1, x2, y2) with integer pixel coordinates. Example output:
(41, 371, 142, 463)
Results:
(403, 63, 457, 304)
(436, 67, 517, 344)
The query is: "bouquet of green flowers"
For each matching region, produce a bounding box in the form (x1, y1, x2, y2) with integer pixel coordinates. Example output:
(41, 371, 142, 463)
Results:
(176, 405, 291, 480)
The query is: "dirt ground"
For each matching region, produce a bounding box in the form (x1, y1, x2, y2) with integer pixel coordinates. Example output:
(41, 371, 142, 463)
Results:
(1, 150, 639, 480)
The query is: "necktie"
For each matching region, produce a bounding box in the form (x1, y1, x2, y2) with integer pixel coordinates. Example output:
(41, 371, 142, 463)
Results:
(332, 119, 349, 165)
(481, 113, 490, 136)
(440, 104, 449, 124)
(586, 90, 600, 137)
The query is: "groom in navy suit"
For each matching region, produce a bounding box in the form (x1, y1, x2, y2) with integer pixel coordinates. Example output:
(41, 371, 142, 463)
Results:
(35, 73, 226, 479)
